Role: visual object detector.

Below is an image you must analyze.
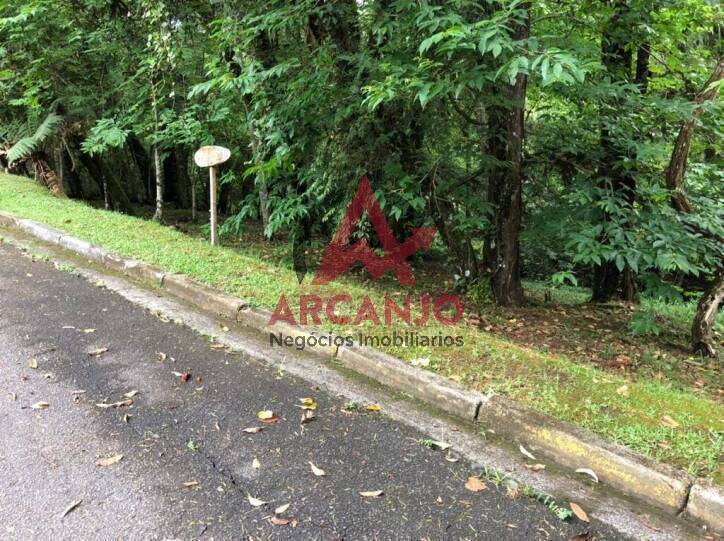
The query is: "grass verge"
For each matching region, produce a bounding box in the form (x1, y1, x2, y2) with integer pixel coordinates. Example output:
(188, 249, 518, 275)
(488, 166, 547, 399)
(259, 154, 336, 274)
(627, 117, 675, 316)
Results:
(1, 173, 721, 481)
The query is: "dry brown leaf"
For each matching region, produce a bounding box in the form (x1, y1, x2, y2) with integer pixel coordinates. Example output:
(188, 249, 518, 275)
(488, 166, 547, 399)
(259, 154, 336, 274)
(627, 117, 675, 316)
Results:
(95, 399, 132, 409)
(247, 494, 268, 507)
(359, 490, 384, 498)
(274, 503, 290, 515)
(183, 481, 199, 488)
(309, 462, 326, 476)
(31, 401, 50, 410)
(519, 444, 536, 460)
(569, 502, 590, 523)
(568, 532, 591, 541)
(525, 463, 546, 472)
(123, 390, 139, 398)
(157, 352, 167, 363)
(28, 359, 38, 369)
(88, 347, 109, 357)
(661, 415, 680, 428)
(60, 499, 82, 518)
(96, 454, 123, 467)
(616, 384, 630, 397)
(210, 343, 226, 349)
(270, 516, 292, 525)
(464, 476, 486, 492)
(575, 468, 599, 483)
(242, 426, 263, 433)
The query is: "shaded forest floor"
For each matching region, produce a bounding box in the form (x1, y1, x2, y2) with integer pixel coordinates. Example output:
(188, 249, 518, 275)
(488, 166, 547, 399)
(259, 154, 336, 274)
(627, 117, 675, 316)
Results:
(1, 175, 721, 482)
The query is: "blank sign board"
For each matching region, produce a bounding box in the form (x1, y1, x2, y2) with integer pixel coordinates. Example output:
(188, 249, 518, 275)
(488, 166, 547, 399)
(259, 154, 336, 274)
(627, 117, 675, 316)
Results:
(194, 145, 231, 168)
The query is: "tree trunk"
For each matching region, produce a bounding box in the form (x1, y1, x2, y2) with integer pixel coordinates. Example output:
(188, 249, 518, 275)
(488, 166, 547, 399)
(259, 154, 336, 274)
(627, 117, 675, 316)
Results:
(692, 272, 723, 357)
(152, 144, 164, 222)
(591, 0, 637, 303)
(484, 5, 528, 306)
(665, 58, 724, 213)
(664, 58, 724, 355)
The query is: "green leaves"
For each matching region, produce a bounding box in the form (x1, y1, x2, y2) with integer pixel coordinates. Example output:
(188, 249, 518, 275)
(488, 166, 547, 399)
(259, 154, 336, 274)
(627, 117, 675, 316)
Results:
(7, 112, 63, 164)
(81, 119, 129, 156)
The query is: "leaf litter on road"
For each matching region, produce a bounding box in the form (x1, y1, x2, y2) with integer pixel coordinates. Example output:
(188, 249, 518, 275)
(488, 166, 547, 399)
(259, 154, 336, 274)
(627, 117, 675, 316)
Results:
(96, 454, 123, 467)
(464, 476, 486, 492)
(60, 499, 82, 518)
(309, 462, 326, 476)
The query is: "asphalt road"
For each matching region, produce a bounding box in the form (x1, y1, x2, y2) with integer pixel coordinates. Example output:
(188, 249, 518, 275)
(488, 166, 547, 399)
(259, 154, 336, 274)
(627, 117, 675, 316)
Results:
(0, 240, 625, 540)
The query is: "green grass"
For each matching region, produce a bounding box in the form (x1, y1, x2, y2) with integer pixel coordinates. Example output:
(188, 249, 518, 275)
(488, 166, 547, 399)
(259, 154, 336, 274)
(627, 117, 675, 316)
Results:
(1, 173, 721, 481)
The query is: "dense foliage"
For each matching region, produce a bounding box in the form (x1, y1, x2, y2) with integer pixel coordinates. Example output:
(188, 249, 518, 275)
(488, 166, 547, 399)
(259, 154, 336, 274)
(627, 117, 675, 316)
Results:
(1, 0, 722, 352)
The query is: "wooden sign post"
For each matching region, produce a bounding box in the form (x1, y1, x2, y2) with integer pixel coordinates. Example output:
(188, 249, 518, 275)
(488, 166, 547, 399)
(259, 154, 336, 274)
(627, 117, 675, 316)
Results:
(193, 145, 230, 246)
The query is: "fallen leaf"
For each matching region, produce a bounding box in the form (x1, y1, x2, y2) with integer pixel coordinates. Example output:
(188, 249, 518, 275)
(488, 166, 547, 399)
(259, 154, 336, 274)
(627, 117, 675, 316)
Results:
(274, 503, 290, 515)
(464, 476, 486, 492)
(28, 359, 38, 369)
(298, 397, 317, 410)
(661, 415, 680, 428)
(444, 453, 459, 463)
(359, 490, 384, 498)
(95, 399, 132, 409)
(428, 440, 451, 451)
(219, 324, 229, 332)
(96, 454, 123, 467)
(364, 404, 382, 412)
(568, 532, 591, 541)
(309, 462, 326, 476)
(258, 410, 275, 420)
(123, 390, 139, 398)
(60, 499, 82, 518)
(123, 413, 131, 423)
(248, 494, 268, 507)
(252, 458, 261, 469)
(525, 463, 546, 472)
(616, 384, 630, 397)
(83, 328, 96, 334)
(242, 427, 263, 433)
(569, 502, 590, 523)
(519, 444, 537, 460)
(271, 516, 292, 525)
(31, 401, 50, 410)
(180, 372, 191, 382)
(157, 352, 167, 363)
(300, 410, 316, 424)
(575, 468, 599, 483)
(182, 481, 199, 488)
(88, 347, 109, 357)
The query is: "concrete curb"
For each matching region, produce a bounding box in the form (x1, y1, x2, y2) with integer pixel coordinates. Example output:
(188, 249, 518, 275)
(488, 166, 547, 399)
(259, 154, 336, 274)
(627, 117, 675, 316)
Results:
(0, 210, 719, 531)
(685, 481, 724, 533)
(477, 396, 692, 513)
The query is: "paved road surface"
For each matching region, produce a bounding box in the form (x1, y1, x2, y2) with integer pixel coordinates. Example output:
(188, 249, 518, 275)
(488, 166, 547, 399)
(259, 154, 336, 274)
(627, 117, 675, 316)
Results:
(0, 241, 625, 540)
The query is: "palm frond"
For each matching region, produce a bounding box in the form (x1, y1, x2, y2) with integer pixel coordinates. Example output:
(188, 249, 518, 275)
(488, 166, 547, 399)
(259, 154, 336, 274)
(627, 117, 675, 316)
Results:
(7, 113, 64, 164)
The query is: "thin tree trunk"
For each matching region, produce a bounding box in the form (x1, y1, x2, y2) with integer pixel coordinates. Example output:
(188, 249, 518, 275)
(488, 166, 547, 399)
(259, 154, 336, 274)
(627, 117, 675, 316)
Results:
(692, 272, 723, 357)
(664, 58, 724, 355)
(485, 5, 528, 306)
(152, 144, 164, 222)
(665, 58, 723, 213)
